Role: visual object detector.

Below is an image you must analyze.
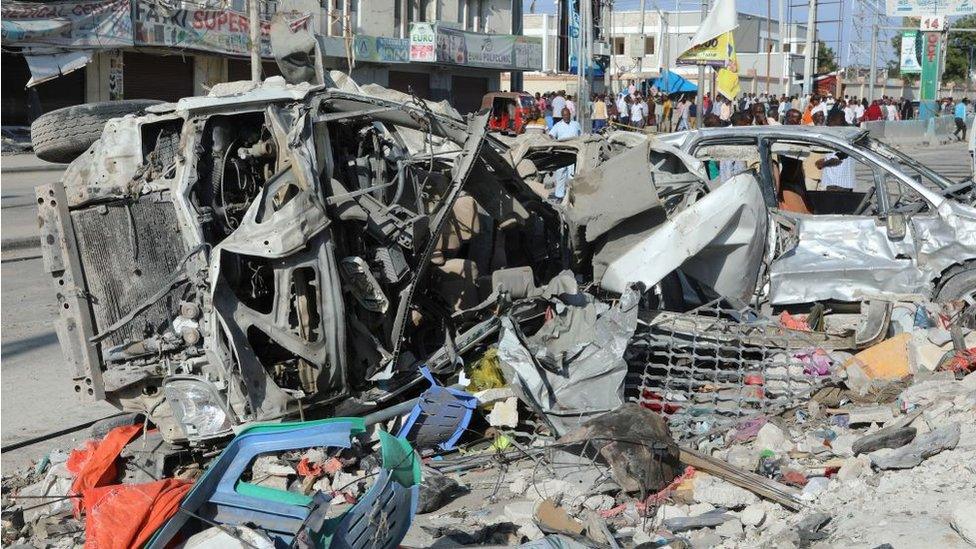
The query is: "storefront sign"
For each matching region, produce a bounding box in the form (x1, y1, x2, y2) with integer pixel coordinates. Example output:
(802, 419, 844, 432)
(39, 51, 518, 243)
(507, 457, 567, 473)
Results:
(920, 31, 941, 100)
(1, 0, 133, 47)
(132, 0, 271, 57)
(409, 22, 436, 62)
(354, 35, 408, 63)
(409, 22, 542, 70)
(886, 0, 974, 16)
(900, 30, 922, 74)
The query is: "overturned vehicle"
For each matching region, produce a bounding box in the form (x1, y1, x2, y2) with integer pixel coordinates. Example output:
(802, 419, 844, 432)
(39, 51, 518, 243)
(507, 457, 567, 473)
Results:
(37, 77, 681, 444)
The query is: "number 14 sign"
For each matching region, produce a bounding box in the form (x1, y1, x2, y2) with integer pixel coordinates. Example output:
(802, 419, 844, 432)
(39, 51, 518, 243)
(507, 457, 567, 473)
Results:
(921, 15, 946, 31)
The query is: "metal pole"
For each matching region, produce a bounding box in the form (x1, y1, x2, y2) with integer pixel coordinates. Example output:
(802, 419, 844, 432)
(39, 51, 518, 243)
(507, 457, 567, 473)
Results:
(661, 10, 669, 98)
(802, 0, 816, 96)
(248, 0, 261, 82)
(779, 0, 785, 94)
(696, 0, 707, 117)
(579, 0, 592, 131)
(868, 23, 878, 101)
(766, 0, 772, 94)
(511, 0, 524, 91)
(639, 0, 647, 74)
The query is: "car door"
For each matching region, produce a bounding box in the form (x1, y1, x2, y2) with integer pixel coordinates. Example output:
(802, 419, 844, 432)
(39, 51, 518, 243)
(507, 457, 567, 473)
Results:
(760, 135, 931, 305)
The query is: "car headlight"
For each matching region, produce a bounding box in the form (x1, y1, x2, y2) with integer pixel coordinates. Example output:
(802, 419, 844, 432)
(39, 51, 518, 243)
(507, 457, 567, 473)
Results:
(164, 377, 233, 439)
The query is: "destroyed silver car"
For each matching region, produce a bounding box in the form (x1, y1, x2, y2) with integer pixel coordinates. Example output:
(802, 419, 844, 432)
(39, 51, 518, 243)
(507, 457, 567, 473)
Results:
(646, 126, 976, 318)
(34, 76, 714, 444)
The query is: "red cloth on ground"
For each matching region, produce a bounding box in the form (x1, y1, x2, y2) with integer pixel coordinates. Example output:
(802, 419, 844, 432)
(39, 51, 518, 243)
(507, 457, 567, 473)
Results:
(82, 478, 192, 549)
(68, 424, 143, 515)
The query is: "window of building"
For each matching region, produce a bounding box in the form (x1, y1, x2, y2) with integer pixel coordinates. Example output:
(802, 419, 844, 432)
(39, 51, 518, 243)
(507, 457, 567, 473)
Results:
(645, 36, 655, 55)
(614, 37, 624, 55)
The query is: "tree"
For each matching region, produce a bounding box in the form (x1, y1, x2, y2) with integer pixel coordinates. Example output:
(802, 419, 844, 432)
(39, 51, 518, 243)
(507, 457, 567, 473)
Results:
(943, 14, 976, 84)
(816, 40, 838, 73)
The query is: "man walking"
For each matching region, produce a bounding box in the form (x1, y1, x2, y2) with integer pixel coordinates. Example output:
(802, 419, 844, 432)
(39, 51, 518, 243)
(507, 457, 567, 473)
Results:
(548, 107, 582, 201)
(955, 98, 969, 141)
(591, 94, 608, 131)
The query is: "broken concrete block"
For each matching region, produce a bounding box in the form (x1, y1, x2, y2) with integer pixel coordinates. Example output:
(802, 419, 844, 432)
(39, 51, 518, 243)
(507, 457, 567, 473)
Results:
(836, 454, 872, 483)
(950, 501, 976, 546)
(870, 423, 960, 470)
(800, 476, 830, 500)
(846, 405, 895, 425)
(715, 517, 744, 539)
(754, 423, 792, 454)
(852, 425, 916, 455)
(692, 474, 759, 509)
(487, 396, 518, 428)
(654, 504, 690, 523)
(663, 509, 733, 533)
(739, 503, 766, 527)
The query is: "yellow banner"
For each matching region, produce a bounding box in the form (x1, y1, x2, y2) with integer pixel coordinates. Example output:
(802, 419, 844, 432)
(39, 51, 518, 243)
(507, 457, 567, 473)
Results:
(677, 31, 736, 67)
(716, 67, 741, 100)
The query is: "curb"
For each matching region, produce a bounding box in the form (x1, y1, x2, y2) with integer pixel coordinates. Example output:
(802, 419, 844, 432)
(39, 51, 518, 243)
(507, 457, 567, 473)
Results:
(1, 164, 66, 174)
(2, 236, 40, 251)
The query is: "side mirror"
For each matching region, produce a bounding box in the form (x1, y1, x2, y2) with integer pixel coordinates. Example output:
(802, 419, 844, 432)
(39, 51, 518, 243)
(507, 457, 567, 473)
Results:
(886, 212, 907, 240)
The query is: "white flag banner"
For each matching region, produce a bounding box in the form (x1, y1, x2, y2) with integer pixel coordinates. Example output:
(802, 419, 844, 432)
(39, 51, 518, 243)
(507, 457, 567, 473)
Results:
(682, 0, 738, 55)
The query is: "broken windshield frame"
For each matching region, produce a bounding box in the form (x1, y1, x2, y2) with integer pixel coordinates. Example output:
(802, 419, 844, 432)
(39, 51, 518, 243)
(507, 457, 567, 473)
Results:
(864, 136, 954, 191)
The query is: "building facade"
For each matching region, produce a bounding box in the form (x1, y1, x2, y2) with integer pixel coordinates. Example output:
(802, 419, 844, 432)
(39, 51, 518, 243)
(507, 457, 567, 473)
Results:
(516, 8, 814, 97)
(1, 0, 538, 125)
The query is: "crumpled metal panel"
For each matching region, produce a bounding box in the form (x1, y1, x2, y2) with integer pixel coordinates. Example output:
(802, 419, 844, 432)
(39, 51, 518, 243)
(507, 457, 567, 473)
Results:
(628, 300, 839, 439)
(769, 199, 976, 304)
(598, 172, 768, 301)
(497, 280, 641, 436)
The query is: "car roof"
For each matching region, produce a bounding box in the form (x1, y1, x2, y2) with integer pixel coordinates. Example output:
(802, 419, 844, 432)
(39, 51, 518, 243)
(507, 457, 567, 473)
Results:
(685, 124, 869, 142)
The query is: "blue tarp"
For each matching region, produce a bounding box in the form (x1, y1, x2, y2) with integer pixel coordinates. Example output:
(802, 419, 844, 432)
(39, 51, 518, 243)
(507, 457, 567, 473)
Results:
(652, 72, 697, 94)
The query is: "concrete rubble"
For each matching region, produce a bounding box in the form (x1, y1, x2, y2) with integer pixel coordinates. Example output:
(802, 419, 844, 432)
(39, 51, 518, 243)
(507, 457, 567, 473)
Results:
(4, 75, 976, 548)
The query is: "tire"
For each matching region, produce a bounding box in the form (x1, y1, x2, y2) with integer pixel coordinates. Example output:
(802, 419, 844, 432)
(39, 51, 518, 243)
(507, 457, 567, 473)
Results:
(90, 412, 143, 439)
(936, 267, 976, 328)
(30, 100, 162, 163)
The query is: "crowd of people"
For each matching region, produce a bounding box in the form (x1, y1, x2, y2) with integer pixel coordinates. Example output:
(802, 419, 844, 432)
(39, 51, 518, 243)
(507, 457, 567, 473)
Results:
(528, 88, 972, 140)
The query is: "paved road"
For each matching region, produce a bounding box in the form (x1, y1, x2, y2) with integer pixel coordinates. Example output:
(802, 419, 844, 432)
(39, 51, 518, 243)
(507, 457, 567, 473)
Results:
(0, 140, 972, 472)
(1, 154, 116, 471)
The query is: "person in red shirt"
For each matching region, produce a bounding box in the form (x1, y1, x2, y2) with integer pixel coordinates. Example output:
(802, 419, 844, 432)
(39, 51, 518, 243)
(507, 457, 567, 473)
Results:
(863, 100, 884, 122)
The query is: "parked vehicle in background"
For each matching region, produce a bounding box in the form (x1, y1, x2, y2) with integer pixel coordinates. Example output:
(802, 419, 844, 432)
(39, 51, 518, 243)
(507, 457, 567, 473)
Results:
(482, 91, 535, 135)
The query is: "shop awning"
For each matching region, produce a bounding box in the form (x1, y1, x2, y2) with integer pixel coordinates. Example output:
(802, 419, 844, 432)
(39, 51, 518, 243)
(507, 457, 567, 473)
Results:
(652, 71, 698, 94)
(25, 49, 93, 87)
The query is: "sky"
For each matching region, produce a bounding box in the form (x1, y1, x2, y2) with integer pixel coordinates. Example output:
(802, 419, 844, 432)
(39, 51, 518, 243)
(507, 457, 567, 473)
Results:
(522, 0, 904, 66)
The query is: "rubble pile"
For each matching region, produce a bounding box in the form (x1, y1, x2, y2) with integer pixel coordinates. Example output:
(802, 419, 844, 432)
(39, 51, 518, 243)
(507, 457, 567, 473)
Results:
(4, 76, 976, 547)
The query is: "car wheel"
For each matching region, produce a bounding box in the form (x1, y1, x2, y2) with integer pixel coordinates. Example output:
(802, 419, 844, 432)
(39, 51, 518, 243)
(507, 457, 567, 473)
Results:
(936, 267, 976, 328)
(30, 100, 162, 163)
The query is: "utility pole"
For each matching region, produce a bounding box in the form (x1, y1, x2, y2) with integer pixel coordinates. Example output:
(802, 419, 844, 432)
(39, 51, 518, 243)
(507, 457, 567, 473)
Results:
(802, 0, 816, 96)
(779, 0, 785, 94)
(868, 23, 878, 101)
(249, 0, 261, 82)
(512, 0, 524, 91)
(766, 0, 772, 94)
(639, 0, 647, 74)
(696, 0, 707, 114)
(578, 0, 592, 131)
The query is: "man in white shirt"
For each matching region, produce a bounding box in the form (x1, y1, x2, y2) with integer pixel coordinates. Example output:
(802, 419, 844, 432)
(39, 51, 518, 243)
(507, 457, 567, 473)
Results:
(630, 99, 645, 128)
(550, 92, 567, 118)
(548, 108, 582, 200)
(566, 95, 577, 119)
(818, 111, 856, 190)
(843, 101, 857, 125)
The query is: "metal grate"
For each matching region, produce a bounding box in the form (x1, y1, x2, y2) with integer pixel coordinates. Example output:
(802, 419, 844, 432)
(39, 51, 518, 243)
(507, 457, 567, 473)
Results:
(626, 300, 836, 439)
